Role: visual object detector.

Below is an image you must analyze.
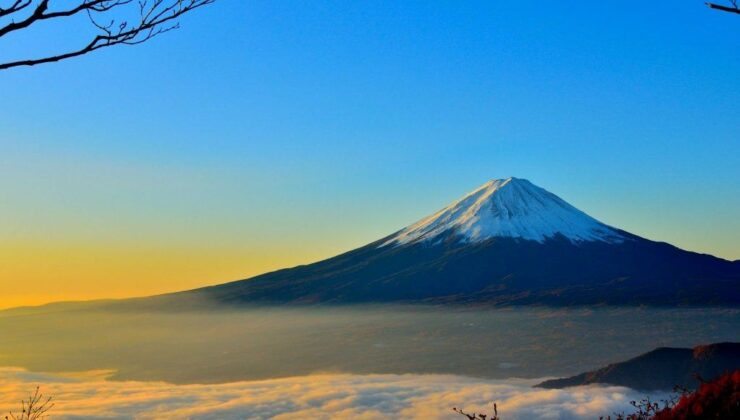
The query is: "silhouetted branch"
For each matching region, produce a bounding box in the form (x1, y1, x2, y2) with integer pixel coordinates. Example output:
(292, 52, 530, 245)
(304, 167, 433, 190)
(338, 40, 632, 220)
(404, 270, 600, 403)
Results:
(0, 0, 33, 19)
(4, 386, 54, 420)
(706, 1, 740, 14)
(0, 0, 215, 70)
(452, 403, 499, 420)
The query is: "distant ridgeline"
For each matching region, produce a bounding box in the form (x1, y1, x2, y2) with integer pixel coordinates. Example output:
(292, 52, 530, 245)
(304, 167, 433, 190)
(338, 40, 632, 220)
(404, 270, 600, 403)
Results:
(537, 342, 740, 391)
(138, 178, 739, 308)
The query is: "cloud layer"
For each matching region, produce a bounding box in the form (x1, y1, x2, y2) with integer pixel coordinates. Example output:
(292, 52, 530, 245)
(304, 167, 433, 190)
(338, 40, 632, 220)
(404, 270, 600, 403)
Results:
(0, 367, 665, 419)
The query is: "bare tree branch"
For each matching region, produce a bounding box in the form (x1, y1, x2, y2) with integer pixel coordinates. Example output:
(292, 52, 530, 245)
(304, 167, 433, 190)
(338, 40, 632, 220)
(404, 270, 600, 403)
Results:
(0, 0, 216, 70)
(0, 0, 33, 19)
(5, 385, 54, 420)
(706, 1, 740, 14)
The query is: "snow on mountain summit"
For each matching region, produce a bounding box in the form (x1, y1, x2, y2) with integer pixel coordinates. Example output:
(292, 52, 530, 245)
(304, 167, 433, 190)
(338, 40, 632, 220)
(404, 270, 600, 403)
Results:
(382, 177, 626, 246)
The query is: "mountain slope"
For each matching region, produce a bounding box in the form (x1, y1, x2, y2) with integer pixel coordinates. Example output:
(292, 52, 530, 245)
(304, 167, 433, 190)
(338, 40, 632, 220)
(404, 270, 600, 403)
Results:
(536, 342, 740, 391)
(167, 178, 739, 307)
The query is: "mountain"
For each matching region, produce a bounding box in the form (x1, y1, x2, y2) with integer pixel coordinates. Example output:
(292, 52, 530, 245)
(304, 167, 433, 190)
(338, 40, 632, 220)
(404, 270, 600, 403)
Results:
(536, 342, 740, 391)
(382, 177, 625, 246)
(167, 177, 739, 307)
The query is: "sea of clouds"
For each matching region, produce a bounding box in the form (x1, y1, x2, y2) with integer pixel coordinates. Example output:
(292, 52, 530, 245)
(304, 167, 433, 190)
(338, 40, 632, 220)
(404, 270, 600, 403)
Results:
(0, 367, 666, 419)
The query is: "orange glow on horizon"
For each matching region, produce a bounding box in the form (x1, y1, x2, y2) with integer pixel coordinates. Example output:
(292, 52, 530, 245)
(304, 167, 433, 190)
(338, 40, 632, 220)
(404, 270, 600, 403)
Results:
(0, 241, 335, 310)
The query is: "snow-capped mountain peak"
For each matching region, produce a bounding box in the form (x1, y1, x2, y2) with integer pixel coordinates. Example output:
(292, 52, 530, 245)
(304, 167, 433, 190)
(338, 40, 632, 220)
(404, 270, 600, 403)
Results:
(382, 177, 626, 246)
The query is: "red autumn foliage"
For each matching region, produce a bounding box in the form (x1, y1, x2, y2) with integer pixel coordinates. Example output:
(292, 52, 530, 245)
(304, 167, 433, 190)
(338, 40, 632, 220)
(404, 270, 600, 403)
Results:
(652, 370, 740, 420)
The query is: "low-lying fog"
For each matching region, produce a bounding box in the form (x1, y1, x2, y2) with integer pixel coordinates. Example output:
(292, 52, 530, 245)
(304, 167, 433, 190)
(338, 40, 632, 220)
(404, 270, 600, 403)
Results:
(1, 305, 738, 384)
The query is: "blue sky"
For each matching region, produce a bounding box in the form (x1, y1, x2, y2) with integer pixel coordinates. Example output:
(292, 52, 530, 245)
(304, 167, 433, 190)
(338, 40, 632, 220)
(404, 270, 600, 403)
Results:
(0, 0, 738, 305)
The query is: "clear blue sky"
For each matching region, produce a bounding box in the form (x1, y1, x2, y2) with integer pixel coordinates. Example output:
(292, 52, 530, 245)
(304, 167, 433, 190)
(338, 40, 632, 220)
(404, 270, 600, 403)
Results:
(0, 1, 738, 306)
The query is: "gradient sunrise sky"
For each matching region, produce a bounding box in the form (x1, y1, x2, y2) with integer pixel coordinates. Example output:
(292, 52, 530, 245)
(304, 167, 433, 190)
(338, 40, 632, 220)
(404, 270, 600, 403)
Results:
(1, 1, 738, 308)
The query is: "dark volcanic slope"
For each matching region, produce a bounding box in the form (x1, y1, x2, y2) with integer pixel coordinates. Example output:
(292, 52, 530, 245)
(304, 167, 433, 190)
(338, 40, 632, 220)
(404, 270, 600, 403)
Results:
(135, 178, 739, 308)
(172, 231, 740, 307)
(537, 342, 740, 391)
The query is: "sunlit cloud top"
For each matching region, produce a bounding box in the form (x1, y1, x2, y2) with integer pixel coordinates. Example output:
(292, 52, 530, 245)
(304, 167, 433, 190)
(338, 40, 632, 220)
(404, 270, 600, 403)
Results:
(0, 367, 667, 419)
